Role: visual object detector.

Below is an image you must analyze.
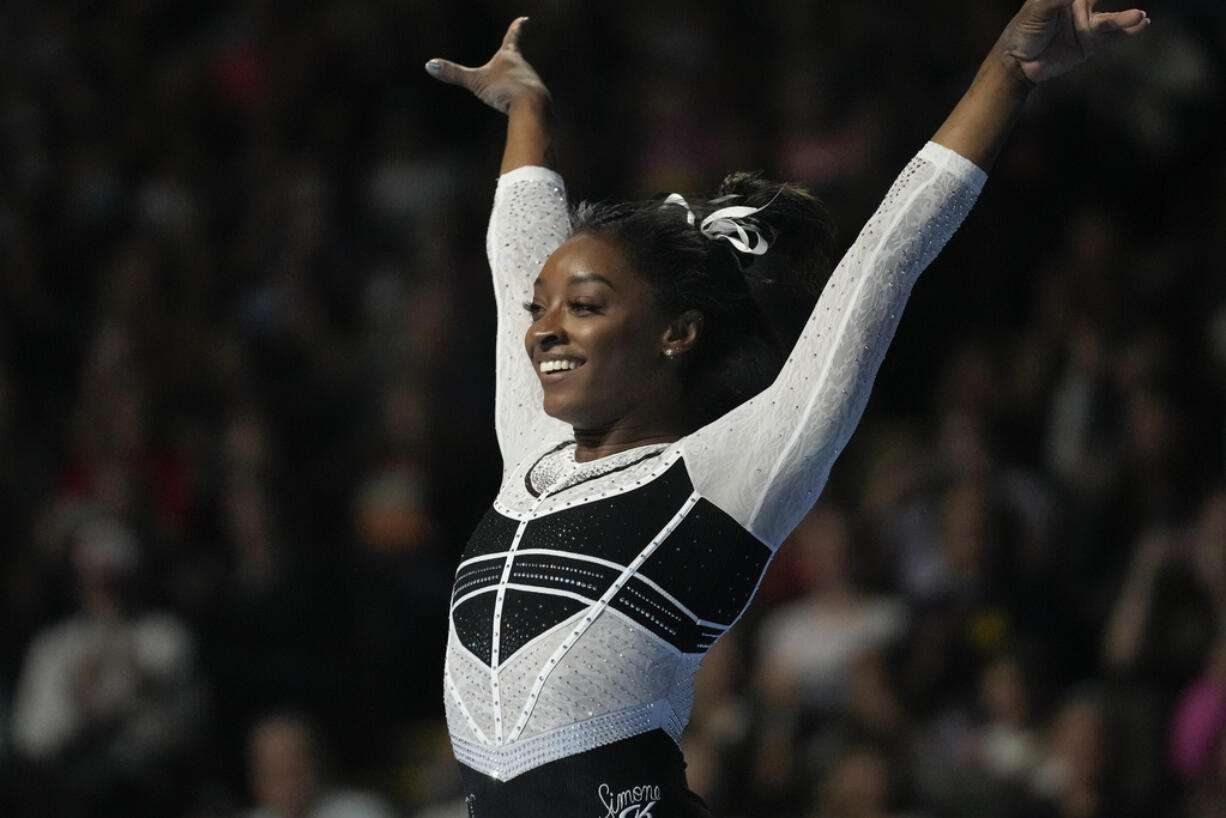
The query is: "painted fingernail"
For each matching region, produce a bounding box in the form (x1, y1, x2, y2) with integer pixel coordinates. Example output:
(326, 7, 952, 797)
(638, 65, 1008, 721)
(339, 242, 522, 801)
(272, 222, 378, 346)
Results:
(425, 60, 442, 76)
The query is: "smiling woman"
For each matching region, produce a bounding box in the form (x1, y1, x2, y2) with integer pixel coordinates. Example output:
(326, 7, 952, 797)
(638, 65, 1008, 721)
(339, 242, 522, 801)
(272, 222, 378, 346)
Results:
(525, 232, 689, 443)
(424, 3, 1150, 816)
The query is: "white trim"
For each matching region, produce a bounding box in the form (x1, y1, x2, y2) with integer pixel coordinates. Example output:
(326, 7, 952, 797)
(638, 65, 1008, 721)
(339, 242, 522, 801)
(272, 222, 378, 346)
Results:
(455, 552, 508, 571)
(493, 447, 684, 519)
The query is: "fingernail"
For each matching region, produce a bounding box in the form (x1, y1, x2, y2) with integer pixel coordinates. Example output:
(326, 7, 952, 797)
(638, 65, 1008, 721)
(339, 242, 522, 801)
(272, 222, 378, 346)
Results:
(425, 60, 442, 76)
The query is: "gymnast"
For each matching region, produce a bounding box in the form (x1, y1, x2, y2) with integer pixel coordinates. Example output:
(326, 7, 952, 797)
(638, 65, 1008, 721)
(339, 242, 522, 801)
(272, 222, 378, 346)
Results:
(425, 2, 1149, 814)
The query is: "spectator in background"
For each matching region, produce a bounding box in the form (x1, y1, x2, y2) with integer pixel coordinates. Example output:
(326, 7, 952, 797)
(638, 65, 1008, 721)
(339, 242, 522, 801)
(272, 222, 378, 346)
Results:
(973, 653, 1042, 788)
(753, 505, 907, 810)
(1170, 638, 1226, 818)
(1030, 688, 1123, 818)
(244, 713, 398, 818)
(757, 504, 906, 719)
(926, 651, 1045, 818)
(808, 743, 900, 818)
(9, 518, 202, 817)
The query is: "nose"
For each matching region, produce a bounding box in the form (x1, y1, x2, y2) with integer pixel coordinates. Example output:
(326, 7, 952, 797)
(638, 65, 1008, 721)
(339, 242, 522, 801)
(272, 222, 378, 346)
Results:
(530, 304, 567, 351)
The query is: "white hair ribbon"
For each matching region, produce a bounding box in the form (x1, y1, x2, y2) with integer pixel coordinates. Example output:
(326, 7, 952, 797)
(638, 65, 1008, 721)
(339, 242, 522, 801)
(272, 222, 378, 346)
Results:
(700, 203, 770, 256)
(662, 193, 697, 226)
(661, 192, 776, 256)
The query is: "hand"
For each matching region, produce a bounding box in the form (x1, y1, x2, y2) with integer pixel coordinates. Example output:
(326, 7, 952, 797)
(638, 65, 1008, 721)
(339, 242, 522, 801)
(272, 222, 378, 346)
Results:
(996, 0, 1150, 85)
(425, 17, 550, 114)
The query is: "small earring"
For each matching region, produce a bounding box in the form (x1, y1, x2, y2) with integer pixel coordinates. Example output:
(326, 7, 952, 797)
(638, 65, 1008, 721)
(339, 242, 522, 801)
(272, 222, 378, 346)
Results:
(665, 348, 676, 359)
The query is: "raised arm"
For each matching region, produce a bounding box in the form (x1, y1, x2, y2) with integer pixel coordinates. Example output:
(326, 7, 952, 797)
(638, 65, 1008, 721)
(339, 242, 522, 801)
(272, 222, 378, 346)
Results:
(933, 0, 1149, 168)
(427, 19, 573, 469)
(681, 0, 1148, 547)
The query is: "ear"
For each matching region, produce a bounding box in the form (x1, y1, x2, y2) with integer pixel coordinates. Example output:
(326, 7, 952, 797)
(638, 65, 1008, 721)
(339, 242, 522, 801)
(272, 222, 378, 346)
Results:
(661, 309, 702, 358)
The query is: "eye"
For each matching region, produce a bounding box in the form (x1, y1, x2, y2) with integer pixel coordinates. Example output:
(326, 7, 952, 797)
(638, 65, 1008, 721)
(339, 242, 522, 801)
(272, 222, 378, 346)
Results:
(569, 300, 602, 315)
(522, 301, 545, 320)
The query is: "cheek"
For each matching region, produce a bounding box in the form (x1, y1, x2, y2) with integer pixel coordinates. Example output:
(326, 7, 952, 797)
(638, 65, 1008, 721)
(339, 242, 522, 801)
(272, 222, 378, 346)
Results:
(591, 323, 666, 377)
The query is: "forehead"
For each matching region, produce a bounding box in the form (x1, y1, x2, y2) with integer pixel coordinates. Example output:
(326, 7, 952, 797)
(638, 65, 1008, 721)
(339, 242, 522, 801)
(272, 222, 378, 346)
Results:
(535, 232, 642, 291)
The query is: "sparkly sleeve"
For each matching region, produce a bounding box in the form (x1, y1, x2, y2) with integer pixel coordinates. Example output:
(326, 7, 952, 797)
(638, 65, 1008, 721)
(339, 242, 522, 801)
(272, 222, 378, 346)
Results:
(681, 142, 988, 547)
(487, 166, 574, 472)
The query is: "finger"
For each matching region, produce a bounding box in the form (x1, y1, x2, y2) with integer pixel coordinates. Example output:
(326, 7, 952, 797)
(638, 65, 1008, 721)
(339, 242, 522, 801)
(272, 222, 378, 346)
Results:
(1074, 0, 1093, 36)
(424, 58, 477, 89)
(1092, 8, 1149, 33)
(501, 16, 529, 52)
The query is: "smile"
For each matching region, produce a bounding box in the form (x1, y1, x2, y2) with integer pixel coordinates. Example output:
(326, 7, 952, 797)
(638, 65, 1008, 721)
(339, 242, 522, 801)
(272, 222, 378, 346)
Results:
(539, 359, 582, 373)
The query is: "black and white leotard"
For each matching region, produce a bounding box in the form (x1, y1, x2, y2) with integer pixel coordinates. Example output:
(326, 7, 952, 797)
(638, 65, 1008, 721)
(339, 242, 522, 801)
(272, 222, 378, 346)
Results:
(445, 142, 986, 814)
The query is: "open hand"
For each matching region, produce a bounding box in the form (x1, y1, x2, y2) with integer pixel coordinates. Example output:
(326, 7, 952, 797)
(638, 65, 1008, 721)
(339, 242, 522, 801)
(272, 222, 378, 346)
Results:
(997, 0, 1150, 84)
(425, 17, 549, 114)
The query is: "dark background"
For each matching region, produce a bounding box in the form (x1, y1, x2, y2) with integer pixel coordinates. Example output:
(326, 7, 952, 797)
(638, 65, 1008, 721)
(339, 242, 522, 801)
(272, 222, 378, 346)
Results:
(1, 1, 1224, 816)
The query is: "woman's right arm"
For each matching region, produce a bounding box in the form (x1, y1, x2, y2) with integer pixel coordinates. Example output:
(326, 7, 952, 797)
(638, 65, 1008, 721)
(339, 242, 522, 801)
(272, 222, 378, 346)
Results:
(681, 0, 1148, 548)
(427, 19, 573, 469)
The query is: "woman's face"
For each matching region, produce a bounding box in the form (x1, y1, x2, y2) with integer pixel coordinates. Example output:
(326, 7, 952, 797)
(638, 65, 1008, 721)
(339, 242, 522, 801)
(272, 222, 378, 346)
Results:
(525, 233, 684, 431)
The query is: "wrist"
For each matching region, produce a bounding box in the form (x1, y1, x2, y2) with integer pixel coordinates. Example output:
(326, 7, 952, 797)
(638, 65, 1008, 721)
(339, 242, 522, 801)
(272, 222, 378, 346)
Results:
(985, 47, 1037, 96)
(507, 90, 552, 118)
(502, 91, 555, 173)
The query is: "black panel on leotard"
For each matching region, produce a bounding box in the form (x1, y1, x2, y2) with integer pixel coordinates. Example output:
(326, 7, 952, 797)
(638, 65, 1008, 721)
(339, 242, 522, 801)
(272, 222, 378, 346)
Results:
(452, 559, 505, 605)
(609, 577, 714, 653)
(516, 460, 694, 565)
(497, 589, 588, 661)
(462, 508, 520, 560)
(452, 591, 498, 665)
(640, 497, 772, 626)
(508, 553, 617, 599)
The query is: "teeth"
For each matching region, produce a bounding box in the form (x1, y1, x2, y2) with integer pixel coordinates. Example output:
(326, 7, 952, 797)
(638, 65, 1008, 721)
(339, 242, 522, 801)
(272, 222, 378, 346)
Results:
(539, 359, 579, 373)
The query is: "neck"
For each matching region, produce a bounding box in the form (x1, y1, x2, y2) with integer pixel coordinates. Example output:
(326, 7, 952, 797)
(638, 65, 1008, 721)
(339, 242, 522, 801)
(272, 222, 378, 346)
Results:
(566, 378, 693, 462)
(571, 418, 688, 463)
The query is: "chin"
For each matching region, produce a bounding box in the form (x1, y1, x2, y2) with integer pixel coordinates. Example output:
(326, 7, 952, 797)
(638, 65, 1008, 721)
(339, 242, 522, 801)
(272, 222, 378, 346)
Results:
(540, 395, 580, 425)
(541, 395, 607, 430)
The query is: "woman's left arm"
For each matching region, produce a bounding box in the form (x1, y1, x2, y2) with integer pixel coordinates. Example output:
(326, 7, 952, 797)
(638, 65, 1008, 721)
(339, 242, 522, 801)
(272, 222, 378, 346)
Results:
(680, 0, 1148, 547)
(932, 0, 1149, 169)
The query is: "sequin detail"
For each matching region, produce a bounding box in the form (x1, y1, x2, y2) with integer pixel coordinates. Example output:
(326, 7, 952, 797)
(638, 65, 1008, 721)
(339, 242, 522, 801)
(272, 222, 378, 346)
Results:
(451, 700, 673, 782)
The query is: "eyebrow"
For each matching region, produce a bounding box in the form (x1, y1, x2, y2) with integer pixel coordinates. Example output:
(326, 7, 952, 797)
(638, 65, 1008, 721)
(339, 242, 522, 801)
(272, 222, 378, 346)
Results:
(533, 273, 617, 290)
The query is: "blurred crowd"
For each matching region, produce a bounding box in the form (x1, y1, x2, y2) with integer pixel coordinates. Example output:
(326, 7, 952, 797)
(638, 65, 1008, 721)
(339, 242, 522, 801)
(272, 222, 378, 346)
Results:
(1, 1, 1224, 817)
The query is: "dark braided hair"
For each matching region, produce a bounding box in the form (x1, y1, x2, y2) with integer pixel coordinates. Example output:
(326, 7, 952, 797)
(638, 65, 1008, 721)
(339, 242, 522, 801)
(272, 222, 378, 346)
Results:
(571, 172, 837, 427)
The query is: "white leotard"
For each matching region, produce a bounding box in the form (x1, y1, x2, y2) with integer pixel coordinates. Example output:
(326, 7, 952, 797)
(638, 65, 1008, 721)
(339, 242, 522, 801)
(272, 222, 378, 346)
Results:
(446, 142, 986, 781)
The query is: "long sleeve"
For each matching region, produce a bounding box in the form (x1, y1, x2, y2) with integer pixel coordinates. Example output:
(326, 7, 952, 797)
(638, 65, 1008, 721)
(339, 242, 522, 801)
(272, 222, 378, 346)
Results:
(680, 142, 988, 547)
(486, 166, 574, 471)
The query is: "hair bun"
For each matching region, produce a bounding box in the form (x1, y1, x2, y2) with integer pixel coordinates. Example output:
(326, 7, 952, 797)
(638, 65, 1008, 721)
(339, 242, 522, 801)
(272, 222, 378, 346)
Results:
(708, 171, 836, 296)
